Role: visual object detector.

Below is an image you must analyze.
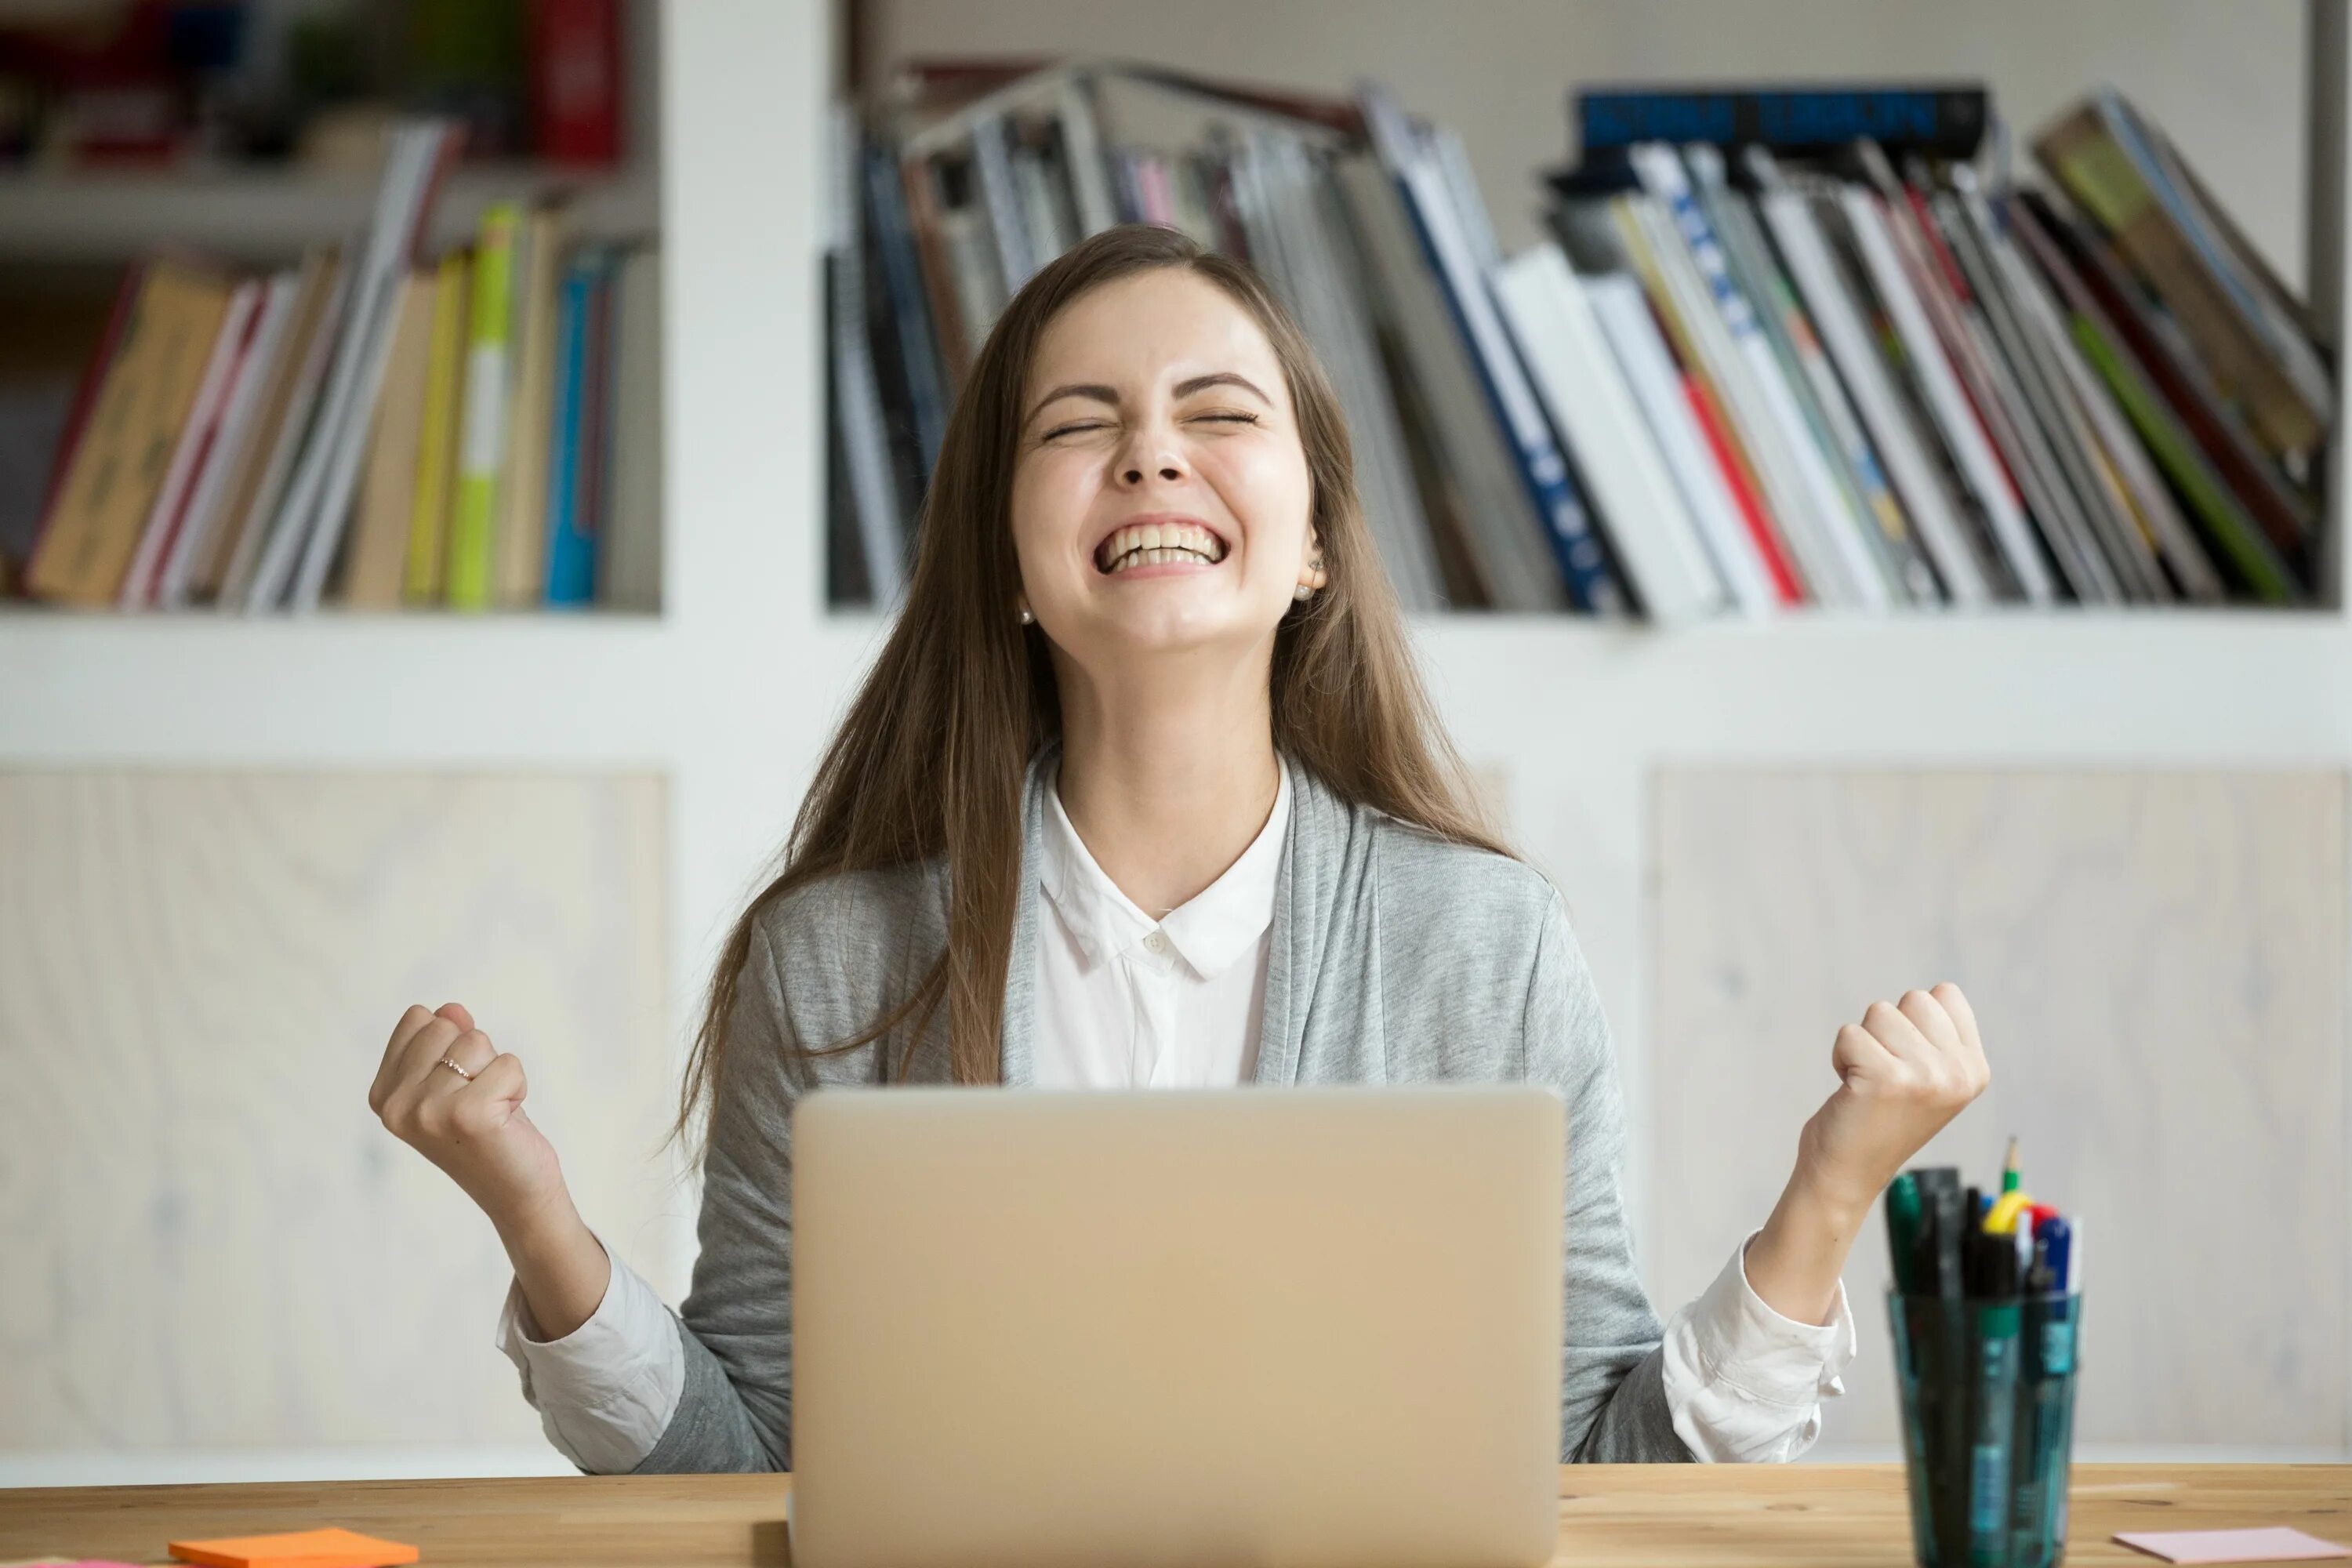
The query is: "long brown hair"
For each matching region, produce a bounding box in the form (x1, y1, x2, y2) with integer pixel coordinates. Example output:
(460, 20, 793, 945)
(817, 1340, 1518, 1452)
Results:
(674, 222, 1507, 1147)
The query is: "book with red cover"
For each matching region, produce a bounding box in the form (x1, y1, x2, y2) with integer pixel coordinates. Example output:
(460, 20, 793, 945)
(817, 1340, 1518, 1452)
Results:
(1685, 372, 1802, 604)
(529, 0, 622, 165)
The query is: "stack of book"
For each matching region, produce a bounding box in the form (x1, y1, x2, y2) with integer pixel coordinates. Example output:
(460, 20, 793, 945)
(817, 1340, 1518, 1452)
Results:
(14, 119, 660, 614)
(829, 64, 2332, 619)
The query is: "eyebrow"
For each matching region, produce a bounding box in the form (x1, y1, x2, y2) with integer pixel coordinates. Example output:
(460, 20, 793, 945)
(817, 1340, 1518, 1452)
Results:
(1024, 372, 1273, 430)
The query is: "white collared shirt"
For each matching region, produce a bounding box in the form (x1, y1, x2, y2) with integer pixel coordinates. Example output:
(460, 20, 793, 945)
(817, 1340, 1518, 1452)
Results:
(495, 759, 1856, 1470)
(1031, 755, 1288, 1089)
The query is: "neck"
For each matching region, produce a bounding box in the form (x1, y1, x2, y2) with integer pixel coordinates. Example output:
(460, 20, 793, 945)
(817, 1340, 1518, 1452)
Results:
(1053, 649, 1281, 918)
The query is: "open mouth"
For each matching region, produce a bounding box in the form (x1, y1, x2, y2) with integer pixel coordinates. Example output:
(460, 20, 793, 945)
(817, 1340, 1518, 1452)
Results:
(1094, 521, 1229, 575)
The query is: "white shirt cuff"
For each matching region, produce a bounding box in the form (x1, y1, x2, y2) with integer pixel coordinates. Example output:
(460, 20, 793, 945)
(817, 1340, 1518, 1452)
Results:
(492, 1233, 686, 1474)
(1658, 1228, 1859, 1463)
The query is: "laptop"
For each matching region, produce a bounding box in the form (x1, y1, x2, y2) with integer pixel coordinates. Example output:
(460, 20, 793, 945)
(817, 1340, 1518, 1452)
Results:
(788, 1085, 1565, 1568)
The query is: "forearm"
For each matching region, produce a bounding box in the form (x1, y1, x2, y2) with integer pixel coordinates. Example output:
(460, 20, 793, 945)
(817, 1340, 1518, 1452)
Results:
(1743, 1168, 1868, 1330)
(497, 1197, 612, 1341)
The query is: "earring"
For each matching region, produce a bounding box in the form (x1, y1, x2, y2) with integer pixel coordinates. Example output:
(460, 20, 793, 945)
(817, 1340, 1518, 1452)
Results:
(1018, 606, 1035, 625)
(1294, 554, 1327, 601)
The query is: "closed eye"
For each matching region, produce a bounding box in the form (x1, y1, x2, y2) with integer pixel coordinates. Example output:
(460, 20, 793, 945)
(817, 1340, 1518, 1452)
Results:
(1041, 411, 1260, 440)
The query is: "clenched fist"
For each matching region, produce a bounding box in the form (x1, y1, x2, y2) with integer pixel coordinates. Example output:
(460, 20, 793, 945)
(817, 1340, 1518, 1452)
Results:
(1744, 982, 1993, 1329)
(368, 1002, 572, 1239)
(1798, 982, 1992, 1218)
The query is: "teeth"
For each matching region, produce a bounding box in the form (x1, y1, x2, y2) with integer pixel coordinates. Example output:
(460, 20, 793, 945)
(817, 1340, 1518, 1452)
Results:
(1108, 543, 1214, 574)
(1098, 523, 1225, 573)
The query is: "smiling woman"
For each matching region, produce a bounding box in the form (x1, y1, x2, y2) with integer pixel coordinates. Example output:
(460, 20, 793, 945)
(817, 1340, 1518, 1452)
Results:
(1018, 280, 1314, 624)
(367, 223, 1992, 1477)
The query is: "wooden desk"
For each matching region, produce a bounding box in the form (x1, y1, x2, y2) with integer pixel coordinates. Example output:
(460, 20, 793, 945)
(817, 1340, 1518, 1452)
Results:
(2, 1465, 2346, 1566)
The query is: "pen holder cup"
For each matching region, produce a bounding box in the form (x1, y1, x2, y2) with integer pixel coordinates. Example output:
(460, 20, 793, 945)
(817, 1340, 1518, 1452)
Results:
(1886, 1290, 2083, 1568)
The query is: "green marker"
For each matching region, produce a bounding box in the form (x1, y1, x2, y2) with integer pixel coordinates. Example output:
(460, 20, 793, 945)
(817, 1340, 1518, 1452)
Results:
(1886, 1171, 1924, 1294)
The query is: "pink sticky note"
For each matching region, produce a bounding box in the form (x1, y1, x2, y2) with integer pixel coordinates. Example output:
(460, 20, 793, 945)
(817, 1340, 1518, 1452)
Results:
(2115, 1527, 2352, 1564)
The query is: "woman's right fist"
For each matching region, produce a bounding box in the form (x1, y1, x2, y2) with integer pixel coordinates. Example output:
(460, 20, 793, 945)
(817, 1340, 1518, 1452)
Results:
(368, 1002, 571, 1238)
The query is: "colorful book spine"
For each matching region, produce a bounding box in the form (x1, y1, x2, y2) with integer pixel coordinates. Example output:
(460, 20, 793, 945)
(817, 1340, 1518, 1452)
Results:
(29, 261, 234, 604)
(1581, 270, 1778, 615)
(2036, 96, 2325, 464)
(2068, 315, 2296, 603)
(34, 260, 145, 544)
(1361, 82, 1622, 612)
(1577, 85, 1990, 160)
(120, 278, 265, 608)
(543, 253, 600, 606)
(1631, 143, 1883, 607)
(406, 247, 473, 602)
(1495, 245, 1727, 625)
(531, 0, 623, 165)
(1685, 370, 1801, 604)
(446, 204, 519, 610)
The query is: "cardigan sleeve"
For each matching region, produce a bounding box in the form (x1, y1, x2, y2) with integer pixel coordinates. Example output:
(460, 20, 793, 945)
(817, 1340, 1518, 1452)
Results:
(1524, 887, 1852, 1463)
(1520, 887, 1692, 1462)
(626, 917, 808, 1473)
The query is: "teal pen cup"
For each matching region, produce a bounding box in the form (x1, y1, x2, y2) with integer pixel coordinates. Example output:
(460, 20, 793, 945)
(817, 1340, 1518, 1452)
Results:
(1886, 1290, 2083, 1568)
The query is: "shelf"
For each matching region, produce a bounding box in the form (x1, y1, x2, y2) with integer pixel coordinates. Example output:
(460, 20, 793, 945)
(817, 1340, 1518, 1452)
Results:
(1411, 609, 2352, 760)
(0, 612, 680, 766)
(0, 162, 660, 264)
(12, 600, 2347, 770)
(799, 605, 2352, 767)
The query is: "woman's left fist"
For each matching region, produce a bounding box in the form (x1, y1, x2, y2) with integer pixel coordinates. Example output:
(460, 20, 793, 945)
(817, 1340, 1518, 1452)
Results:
(1795, 982, 1991, 1219)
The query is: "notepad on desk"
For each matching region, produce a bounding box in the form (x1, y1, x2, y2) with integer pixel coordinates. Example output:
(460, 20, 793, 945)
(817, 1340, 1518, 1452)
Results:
(165, 1526, 418, 1568)
(2116, 1526, 2352, 1563)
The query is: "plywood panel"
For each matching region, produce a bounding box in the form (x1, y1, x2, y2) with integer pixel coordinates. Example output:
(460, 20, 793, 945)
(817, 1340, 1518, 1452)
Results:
(1647, 769, 2346, 1449)
(0, 771, 673, 1452)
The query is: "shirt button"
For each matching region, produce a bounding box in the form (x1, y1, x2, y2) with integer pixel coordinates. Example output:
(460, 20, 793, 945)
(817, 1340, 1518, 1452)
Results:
(1144, 931, 1168, 955)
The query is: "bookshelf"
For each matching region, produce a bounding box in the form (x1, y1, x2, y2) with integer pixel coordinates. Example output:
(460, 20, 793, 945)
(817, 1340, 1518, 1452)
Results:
(10, 0, 2348, 1127)
(0, 0, 664, 622)
(826, 2, 2343, 620)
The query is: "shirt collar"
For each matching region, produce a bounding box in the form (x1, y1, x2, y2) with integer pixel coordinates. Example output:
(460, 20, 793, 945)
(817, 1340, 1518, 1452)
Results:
(1039, 754, 1290, 979)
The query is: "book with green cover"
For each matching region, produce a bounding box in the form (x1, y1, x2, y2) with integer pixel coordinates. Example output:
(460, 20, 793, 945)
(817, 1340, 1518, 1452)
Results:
(2067, 318, 2297, 604)
(445, 202, 518, 609)
(405, 245, 472, 601)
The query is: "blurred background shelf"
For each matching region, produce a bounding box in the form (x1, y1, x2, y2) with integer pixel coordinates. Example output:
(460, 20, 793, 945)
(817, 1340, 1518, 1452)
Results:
(0, 162, 659, 262)
(20, 598, 2352, 769)
(0, 608, 678, 764)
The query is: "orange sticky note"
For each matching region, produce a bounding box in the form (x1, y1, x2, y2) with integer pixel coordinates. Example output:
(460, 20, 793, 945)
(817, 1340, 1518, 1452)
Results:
(166, 1527, 418, 1568)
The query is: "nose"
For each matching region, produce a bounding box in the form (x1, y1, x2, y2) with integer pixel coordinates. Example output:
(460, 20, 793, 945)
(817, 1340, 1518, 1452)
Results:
(1116, 423, 1187, 486)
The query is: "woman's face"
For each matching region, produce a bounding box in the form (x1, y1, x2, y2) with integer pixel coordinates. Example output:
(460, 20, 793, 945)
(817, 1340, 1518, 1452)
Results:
(1009, 268, 1317, 670)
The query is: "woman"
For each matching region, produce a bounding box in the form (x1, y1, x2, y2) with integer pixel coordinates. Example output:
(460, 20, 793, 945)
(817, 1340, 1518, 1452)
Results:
(369, 223, 1989, 1473)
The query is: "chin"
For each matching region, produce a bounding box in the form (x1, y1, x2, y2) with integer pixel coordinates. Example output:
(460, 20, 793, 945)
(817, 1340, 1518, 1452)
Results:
(1085, 595, 1270, 655)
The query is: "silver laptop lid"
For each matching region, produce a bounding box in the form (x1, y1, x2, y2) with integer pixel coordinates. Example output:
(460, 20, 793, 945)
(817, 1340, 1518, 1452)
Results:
(789, 1085, 1564, 1568)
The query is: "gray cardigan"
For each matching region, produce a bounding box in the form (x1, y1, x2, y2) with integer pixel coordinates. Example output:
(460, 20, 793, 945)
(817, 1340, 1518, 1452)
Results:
(631, 749, 1690, 1473)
